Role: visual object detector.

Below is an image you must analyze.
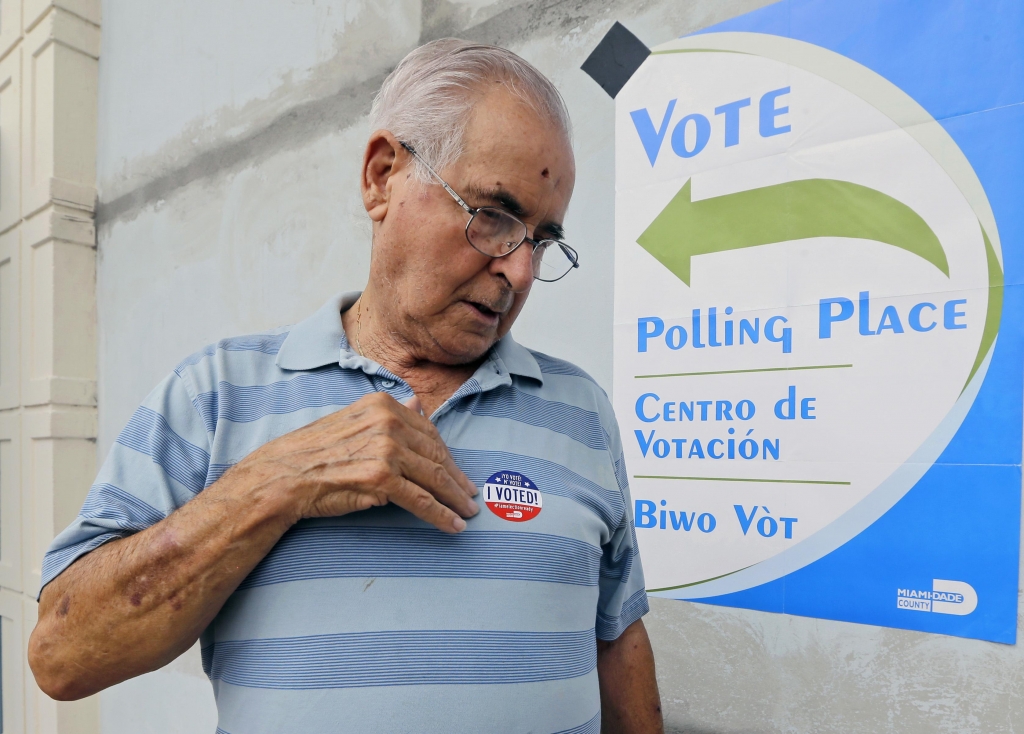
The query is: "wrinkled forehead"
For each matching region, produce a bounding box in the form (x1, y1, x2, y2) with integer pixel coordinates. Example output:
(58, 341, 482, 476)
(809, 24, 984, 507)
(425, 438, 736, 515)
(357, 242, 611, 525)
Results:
(454, 88, 576, 210)
(461, 86, 574, 168)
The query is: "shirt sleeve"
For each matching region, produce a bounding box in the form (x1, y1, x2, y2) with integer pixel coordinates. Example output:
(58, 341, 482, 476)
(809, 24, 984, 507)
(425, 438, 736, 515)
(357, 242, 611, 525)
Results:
(40, 367, 212, 591)
(595, 400, 650, 641)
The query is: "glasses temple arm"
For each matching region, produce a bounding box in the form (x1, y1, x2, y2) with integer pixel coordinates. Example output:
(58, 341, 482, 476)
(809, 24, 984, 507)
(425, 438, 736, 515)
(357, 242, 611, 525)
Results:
(399, 141, 474, 214)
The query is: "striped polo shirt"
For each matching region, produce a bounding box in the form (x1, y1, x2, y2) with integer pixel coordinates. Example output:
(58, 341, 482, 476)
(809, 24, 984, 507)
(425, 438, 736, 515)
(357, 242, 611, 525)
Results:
(42, 292, 648, 734)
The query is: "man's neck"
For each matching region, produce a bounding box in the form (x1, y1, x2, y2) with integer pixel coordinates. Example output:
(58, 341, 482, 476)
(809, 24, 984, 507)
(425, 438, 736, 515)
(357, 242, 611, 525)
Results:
(341, 295, 483, 418)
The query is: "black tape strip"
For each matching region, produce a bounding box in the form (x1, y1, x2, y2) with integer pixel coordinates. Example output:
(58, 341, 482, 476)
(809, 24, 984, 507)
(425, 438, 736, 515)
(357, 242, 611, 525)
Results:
(580, 22, 651, 99)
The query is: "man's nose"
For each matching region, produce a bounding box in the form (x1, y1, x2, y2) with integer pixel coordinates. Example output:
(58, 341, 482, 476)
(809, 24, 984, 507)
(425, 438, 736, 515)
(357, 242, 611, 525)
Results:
(490, 242, 535, 293)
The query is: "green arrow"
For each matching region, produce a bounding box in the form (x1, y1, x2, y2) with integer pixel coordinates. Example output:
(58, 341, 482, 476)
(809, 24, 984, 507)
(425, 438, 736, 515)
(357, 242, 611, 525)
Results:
(636, 178, 949, 285)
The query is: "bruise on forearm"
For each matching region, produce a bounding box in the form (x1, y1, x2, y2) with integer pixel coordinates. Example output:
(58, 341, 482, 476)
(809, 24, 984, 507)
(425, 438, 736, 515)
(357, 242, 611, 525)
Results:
(35, 522, 220, 694)
(30, 470, 297, 700)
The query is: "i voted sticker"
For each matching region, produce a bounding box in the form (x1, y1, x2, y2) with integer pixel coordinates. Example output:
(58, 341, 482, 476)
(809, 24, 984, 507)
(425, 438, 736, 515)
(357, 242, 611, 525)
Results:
(483, 471, 542, 522)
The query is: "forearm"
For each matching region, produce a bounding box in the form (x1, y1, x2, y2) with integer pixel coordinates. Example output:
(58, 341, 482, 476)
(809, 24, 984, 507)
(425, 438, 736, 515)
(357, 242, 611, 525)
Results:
(28, 392, 479, 701)
(596, 619, 663, 734)
(29, 461, 299, 700)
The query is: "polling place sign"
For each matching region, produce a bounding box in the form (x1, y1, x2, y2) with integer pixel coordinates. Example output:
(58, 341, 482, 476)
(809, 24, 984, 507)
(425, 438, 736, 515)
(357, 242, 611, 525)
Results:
(611, 2, 1023, 642)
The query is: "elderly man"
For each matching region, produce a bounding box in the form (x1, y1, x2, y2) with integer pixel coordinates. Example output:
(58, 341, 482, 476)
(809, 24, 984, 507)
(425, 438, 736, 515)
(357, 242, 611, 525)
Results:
(29, 40, 661, 733)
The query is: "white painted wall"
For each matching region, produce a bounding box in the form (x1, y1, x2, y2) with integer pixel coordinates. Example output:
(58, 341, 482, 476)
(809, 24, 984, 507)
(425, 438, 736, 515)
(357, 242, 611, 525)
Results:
(93, 1, 1024, 732)
(97, 0, 422, 202)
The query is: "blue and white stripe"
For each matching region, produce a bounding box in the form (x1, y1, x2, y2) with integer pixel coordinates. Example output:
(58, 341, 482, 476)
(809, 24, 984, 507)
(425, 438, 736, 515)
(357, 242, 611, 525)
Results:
(209, 628, 597, 689)
(175, 333, 288, 375)
(116, 406, 210, 494)
(203, 371, 376, 426)
(454, 387, 609, 452)
(239, 525, 603, 590)
(42, 292, 647, 733)
(555, 712, 602, 734)
(80, 483, 164, 530)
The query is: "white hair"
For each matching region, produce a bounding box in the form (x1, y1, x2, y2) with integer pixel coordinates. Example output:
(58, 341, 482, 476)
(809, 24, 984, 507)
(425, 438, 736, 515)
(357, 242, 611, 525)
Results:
(369, 38, 572, 180)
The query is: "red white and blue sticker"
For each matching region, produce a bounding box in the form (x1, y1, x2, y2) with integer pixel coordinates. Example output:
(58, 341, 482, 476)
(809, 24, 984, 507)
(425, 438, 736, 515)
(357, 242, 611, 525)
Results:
(483, 471, 542, 522)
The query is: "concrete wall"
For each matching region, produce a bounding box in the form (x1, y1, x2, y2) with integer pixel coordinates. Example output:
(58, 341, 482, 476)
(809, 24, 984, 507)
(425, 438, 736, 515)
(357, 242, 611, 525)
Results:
(93, 1, 1024, 732)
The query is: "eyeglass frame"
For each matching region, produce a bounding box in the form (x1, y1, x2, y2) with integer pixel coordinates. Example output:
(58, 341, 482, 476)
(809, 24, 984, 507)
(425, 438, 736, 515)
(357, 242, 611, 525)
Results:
(399, 141, 580, 282)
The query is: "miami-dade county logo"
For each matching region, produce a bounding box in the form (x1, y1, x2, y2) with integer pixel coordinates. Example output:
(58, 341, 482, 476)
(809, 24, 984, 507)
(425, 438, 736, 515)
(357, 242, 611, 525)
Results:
(897, 580, 977, 616)
(483, 471, 542, 522)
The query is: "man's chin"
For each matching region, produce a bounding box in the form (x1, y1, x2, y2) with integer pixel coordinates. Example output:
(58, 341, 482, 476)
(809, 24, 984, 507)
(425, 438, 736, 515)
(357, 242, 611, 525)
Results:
(430, 330, 500, 366)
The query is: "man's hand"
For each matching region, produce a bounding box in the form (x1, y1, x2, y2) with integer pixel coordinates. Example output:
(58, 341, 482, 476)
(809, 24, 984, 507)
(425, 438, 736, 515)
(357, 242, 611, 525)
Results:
(238, 392, 480, 532)
(29, 391, 478, 700)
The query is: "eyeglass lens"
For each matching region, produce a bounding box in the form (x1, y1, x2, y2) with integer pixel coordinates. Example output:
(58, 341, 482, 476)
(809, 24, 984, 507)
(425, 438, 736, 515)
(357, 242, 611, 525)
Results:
(531, 241, 577, 282)
(466, 207, 526, 255)
(466, 207, 575, 281)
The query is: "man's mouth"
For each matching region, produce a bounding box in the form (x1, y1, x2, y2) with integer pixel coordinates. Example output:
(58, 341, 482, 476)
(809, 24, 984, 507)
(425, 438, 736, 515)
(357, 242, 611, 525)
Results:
(465, 300, 502, 323)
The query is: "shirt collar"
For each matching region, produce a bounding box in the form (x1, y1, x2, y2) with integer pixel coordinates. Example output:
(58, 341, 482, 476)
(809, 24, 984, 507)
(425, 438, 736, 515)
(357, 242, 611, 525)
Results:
(275, 292, 357, 371)
(492, 331, 543, 384)
(275, 291, 544, 385)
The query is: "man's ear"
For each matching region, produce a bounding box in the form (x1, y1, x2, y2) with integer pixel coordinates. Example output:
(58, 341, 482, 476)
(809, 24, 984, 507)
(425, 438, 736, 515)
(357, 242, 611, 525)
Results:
(361, 131, 406, 223)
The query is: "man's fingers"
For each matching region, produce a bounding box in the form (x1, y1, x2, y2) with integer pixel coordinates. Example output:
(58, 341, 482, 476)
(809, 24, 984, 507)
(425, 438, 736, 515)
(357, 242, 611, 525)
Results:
(441, 453, 478, 497)
(397, 446, 479, 519)
(388, 477, 467, 534)
(396, 421, 478, 499)
(299, 392, 479, 525)
(394, 397, 478, 499)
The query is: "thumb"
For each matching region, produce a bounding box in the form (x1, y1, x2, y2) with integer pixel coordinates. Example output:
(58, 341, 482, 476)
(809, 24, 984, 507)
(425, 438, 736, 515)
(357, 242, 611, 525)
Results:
(403, 395, 424, 415)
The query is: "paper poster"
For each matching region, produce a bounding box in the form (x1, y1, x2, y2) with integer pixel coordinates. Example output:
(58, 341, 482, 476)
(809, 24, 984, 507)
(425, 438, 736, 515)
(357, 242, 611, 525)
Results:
(612, 0, 1023, 642)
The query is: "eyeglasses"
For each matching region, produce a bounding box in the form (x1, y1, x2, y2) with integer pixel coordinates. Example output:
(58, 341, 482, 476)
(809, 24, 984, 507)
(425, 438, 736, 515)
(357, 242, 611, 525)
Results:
(399, 141, 580, 282)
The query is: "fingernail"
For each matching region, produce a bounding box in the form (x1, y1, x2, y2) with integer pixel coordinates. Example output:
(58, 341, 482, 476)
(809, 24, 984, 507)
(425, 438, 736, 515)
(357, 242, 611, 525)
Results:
(453, 517, 467, 532)
(468, 484, 479, 497)
(466, 500, 480, 516)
